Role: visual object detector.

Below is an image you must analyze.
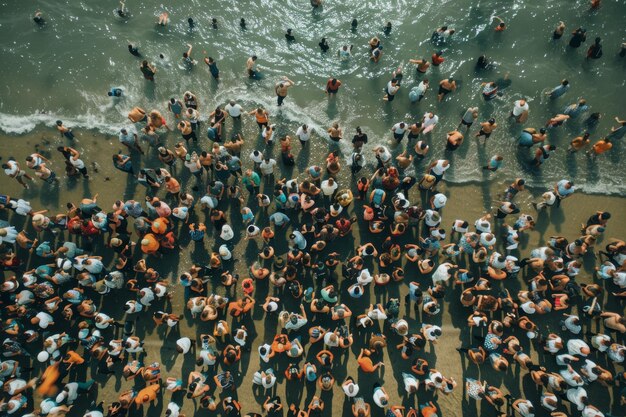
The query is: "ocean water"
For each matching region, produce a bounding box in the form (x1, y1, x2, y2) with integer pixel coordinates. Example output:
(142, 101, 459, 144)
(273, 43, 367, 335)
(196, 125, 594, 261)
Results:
(1, 0, 625, 194)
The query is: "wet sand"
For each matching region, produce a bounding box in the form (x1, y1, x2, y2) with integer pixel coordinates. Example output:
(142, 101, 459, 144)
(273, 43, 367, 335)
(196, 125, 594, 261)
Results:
(1, 128, 625, 417)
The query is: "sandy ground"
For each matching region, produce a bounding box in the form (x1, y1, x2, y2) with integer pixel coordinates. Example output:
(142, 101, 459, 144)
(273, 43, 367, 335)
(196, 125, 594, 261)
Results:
(1, 128, 625, 417)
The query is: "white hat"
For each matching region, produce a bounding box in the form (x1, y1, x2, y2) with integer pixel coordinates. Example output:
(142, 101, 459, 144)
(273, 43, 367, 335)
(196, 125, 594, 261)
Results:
(220, 224, 234, 241)
(37, 351, 50, 362)
(433, 193, 447, 208)
(219, 244, 232, 260)
(32, 214, 45, 226)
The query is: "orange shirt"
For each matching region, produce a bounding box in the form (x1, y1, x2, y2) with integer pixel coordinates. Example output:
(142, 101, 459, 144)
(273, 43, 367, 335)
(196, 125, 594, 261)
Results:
(165, 177, 181, 193)
(141, 233, 160, 254)
(135, 384, 160, 406)
(255, 112, 268, 124)
(357, 356, 376, 372)
(64, 350, 85, 366)
(421, 404, 438, 417)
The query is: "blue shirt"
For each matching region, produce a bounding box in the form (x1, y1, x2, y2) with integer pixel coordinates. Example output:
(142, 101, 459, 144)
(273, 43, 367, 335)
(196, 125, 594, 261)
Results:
(557, 180, 574, 196)
(549, 84, 569, 99)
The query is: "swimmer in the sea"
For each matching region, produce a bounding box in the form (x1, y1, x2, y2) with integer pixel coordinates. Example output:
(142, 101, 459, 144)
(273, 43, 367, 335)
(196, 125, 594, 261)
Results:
(546, 79, 569, 99)
(483, 155, 503, 172)
(319, 38, 329, 53)
(275, 77, 295, 106)
(188, 18, 194, 30)
(311, 0, 323, 7)
(370, 45, 383, 63)
(431, 50, 444, 66)
(158, 11, 169, 26)
(437, 77, 456, 102)
(285, 29, 295, 42)
(108, 87, 123, 98)
(211, 18, 218, 29)
(351, 19, 358, 31)
(458, 107, 478, 131)
(569, 27, 587, 48)
(568, 132, 591, 152)
(546, 114, 570, 128)
(338, 45, 353, 61)
(140, 60, 156, 81)
(369, 36, 381, 51)
(409, 58, 430, 73)
(116, 1, 127, 17)
(586, 37, 603, 59)
(383, 22, 392, 36)
(325, 78, 341, 96)
(493, 16, 506, 31)
(383, 78, 400, 102)
(476, 55, 491, 70)
(553, 21, 565, 39)
(183, 44, 196, 67)
(247, 55, 260, 78)
(128, 44, 141, 57)
(203, 53, 219, 79)
(475, 118, 497, 141)
(33, 10, 45, 26)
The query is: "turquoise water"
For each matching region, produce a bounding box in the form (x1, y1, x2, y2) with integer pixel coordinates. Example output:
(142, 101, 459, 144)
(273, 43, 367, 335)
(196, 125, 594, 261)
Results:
(0, 0, 625, 193)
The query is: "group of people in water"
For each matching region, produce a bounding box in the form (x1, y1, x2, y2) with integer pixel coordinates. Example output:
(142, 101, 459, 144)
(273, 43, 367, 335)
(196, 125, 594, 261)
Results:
(1, 2, 624, 417)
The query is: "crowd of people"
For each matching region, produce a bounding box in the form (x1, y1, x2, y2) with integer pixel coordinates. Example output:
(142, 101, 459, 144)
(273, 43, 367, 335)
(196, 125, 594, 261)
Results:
(0, 2, 624, 417)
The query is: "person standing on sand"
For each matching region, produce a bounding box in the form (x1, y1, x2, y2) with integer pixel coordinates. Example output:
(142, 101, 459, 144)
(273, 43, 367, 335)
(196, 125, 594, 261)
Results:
(275, 77, 295, 106)
(3, 158, 34, 189)
(56, 120, 74, 140)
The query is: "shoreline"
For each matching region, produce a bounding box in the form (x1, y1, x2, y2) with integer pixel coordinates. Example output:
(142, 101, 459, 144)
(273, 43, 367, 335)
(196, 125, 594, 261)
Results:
(2, 127, 625, 197)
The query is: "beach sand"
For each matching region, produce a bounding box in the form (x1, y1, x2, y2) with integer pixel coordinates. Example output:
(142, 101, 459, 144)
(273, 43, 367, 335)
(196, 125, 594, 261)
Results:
(1, 127, 625, 417)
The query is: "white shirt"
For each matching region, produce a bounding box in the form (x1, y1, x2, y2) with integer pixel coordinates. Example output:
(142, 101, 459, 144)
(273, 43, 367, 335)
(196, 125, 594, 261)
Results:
(259, 159, 277, 175)
(166, 403, 181, 417)
(36, 312, 54, 329)
(13, 199, 32, 216)
(386, 81, 399, 95)
(71, 158, 85, 170)
(249, 151, 263, 164)
(567, 339, 589, 356)
(372, 387, 387, 408)
(513, 100, 529, 117)
(224, 103, 243, 117)
(431, 160, 449, 176)
(566, 387, 587, 411)
(4, 160, 19, 176)
(423, 113, 439, 128)
(321, 180, 338, 196)
(392, 123, 406, 134)
(376, 147, 391, 163)
(403, 373, 419, 393)
(342, 381, 359, 398)
(296, 126, 310, 142)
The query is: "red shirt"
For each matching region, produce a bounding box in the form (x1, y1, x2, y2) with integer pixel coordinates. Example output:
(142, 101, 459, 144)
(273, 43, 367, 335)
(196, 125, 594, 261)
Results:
(431, 54, 444, 66)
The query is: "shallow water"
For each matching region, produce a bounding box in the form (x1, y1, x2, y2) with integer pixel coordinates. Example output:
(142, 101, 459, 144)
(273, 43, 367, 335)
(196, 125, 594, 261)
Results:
(0, 0, 625, 194)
